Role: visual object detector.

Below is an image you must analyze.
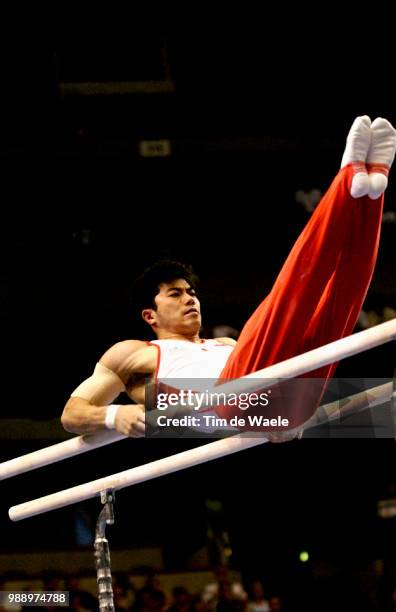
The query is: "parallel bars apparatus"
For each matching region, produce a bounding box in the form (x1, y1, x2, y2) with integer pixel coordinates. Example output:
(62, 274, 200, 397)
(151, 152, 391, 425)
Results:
(1, 318, 395, 522)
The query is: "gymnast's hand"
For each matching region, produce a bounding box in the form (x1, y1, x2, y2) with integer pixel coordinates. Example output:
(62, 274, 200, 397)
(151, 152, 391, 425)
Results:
(114, 404, 146, 437)
(266, 428, 304, 443)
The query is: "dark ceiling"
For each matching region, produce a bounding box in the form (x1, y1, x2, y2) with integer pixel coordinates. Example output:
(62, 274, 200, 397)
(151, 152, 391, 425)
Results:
(2, 31, 396, 152)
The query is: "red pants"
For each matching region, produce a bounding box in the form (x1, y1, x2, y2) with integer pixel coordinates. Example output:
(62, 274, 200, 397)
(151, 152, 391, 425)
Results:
(217, 166, 384, 428)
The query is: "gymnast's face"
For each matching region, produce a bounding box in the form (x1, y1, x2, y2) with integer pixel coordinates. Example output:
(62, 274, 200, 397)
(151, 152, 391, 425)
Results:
(142, 278, 201, 338)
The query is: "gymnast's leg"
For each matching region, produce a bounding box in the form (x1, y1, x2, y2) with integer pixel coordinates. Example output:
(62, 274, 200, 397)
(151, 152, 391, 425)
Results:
(217, 116, 396, 427)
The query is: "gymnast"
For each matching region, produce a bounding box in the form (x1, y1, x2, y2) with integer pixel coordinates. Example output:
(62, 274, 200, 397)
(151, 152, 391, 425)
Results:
(61, 116, 396, 440)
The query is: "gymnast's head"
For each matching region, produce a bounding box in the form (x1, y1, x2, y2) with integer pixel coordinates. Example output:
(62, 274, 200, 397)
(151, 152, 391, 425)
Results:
(133, 260, 201, 339)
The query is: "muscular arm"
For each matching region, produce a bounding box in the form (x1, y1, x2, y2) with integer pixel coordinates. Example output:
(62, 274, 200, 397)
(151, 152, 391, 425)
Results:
(61, 397, 112, 435)
(61, 340, 150, 437)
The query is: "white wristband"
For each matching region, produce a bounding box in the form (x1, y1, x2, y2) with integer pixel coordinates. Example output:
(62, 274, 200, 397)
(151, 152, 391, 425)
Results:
(105, 404, 120, 429)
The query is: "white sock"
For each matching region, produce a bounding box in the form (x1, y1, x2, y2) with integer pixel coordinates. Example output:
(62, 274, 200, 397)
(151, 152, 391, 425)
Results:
(341, 115, 371, 198)
(341, 115, 372, 168)
(367, 117, 396, 199)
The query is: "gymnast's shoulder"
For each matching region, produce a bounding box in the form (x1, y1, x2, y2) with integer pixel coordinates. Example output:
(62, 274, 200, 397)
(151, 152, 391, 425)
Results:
(100, 339, 157, 380)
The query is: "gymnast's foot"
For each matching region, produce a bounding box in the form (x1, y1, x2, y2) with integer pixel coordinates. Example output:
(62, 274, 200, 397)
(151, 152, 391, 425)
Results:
(341, 115, 372, 198)
(367, 117, 396, 199)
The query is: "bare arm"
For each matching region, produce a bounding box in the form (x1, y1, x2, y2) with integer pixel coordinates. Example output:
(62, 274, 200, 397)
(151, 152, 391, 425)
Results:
(61, 340, 149, 437)
(61, 397, 114, 435)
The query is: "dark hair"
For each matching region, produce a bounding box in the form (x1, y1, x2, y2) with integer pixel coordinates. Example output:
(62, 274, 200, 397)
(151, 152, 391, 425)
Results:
(133, 259, 199, 318)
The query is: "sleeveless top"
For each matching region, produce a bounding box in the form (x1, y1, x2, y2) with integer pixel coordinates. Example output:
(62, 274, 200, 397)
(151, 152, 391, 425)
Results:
(148, 339, 236, 433)
(148, 338, 234, 381)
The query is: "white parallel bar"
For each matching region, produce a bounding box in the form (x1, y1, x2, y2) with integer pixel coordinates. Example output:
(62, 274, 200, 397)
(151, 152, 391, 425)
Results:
(305, 381, 392, 426)
(211, 319, 396, 396)
(8, 382, 393, 521)
(9, 435, 267, 521)
(0, 431, 126, 480)
(1, 319, 395, 481)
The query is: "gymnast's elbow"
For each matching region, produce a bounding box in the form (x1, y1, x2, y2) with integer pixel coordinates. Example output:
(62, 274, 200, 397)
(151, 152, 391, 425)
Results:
(61, 396, 101, 434)
(61, 397, 79, 433)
